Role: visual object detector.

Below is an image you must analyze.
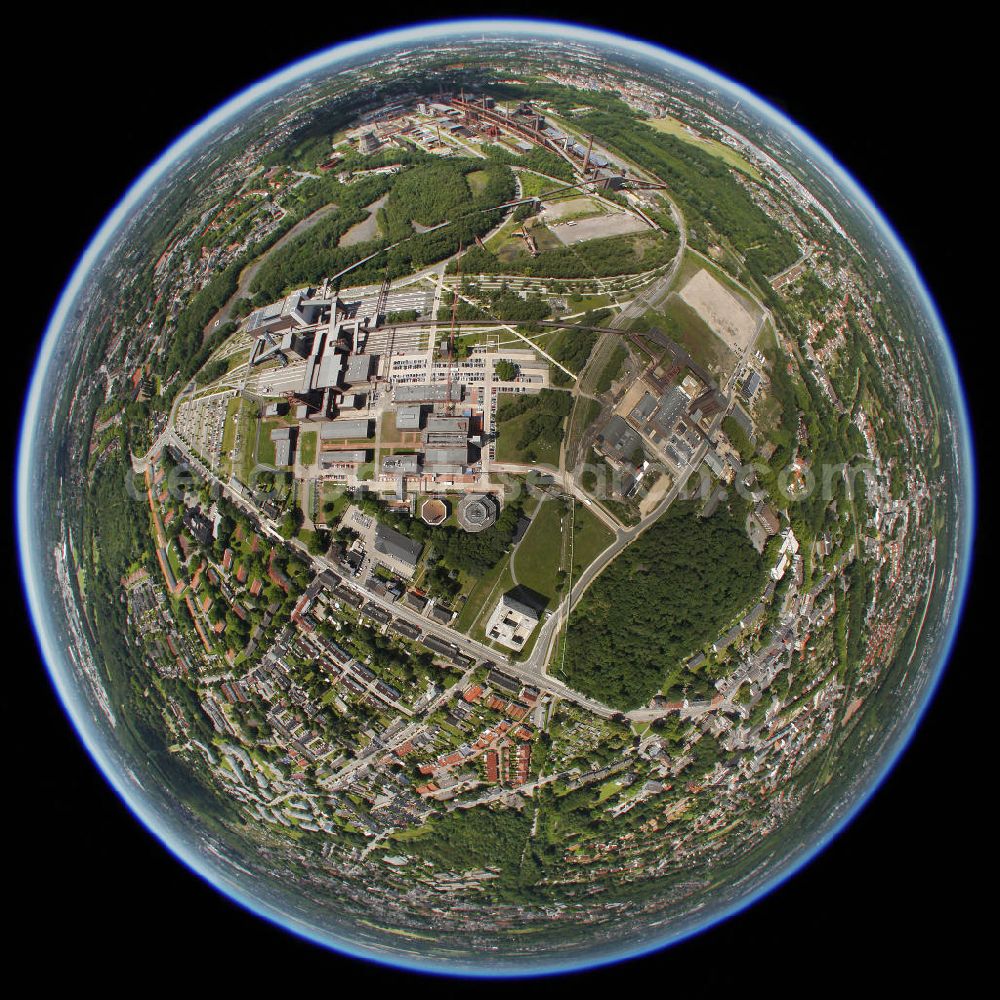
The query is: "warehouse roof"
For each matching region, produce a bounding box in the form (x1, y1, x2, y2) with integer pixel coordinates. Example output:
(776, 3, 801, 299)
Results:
(320, 418, 371, 440)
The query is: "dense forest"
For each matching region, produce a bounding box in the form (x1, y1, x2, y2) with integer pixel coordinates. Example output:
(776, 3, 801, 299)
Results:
(482, 143, 576, 183)
(250, 156, 516, 300)
(562, 500, 766, 709)
(496, 389, 573, 462)
(547, 326, 599, 386)
(450, 283, 552, 324)
(449, 229, 676, 279)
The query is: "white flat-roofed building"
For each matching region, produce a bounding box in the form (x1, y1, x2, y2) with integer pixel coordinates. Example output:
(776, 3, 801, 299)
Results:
(382, 453, 421, 475)
(395, 405, 423, 430)
(485, 592, 539, 650)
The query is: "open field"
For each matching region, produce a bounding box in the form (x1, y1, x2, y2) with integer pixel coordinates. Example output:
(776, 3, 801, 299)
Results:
(299, 430, 317, 466)
(256, 418, 283, 467)
(570, 503, 614, 577)
(517, 170, 572, 201)
(565, 292, 611, 313)
(465, 170, 489, 196)
(678, 267, 759, 355)
(658, 293, 736, 378)
(457, 554, 514, 635)
(318, 482, 351, 525)
(540, 195, 605, 223)
(513, 499, 568, 606)
(494, 398, 564, 468)
(648, 117, 762, 180)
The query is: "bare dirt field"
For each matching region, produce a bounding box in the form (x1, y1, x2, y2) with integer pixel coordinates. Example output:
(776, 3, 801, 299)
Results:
(550, 211, 649, 246)
(639, 471, 672, 516)
(339, 193, 389, 247)
(678, 268, 758, 354)
(541, 196, 603, 222)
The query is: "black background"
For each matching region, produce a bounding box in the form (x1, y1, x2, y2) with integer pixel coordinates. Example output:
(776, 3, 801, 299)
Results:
(11, 4, 983, 990)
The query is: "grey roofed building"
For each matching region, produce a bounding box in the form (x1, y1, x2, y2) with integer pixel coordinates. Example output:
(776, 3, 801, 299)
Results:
(403, 590, 427, 612)
(372, 523, 423, 577)
(753, 500, 781, 536)
(704, 449, 725, 476)
(457, 493, 498, 533)
(270, 425, 293, 466)
(423, 417, 470, 465)
(429, 603, 453, 623)
(424, 415, 468, 438)
(314, 348, 344, 390)
(486, 668, 522, 695)
(319, 450, 369, 465)
(629, 392, 658, 423)
(485, 592, 539, 650)
(395, 405, 423, 430)
(652, 386, 689, 437)
(320, 418, 371, 440)
(393, 382, 463, 404)
(344, 353, 374, 384)
(597, 415, 643, 464)
(246, 289, 320, 335)
(423, 447, 468, 469)
(382, 453, 421, 474)
(741, 370, 762, 399)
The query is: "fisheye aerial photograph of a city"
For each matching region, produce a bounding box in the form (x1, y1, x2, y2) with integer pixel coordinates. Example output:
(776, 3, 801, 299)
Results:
(14, 7, 982, 991)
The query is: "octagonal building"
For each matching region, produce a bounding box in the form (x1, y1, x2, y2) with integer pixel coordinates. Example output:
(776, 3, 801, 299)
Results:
(456, 493, 498, 533)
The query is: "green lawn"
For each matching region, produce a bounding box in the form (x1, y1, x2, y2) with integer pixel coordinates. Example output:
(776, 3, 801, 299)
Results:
(234, 402, 261, 482)
(455, 553, 513, 633)
(256, 418, 282, 467)
(647, 116, 762, 180)
(570, 504, 614, 577)
(220, 397, 241, 462)
(466, 169, 489, 196)
(517, 170, 568, 200)
(565, 292, 610, 313)
(319, 483, 351, 525)
(513, 499, 568, 606)
(469, 560, 517, 646)
(299, 430, 317, 466)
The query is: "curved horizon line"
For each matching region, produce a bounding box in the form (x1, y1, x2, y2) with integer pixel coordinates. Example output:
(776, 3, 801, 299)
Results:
(17, 16, 977, 980)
